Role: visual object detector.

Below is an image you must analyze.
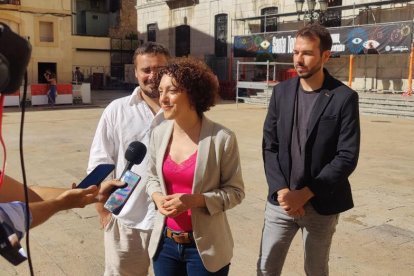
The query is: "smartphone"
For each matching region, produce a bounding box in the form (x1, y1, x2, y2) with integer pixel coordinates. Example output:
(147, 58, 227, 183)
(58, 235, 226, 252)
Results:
(76, 164, 115, 189)
(104, 170, 141, 215)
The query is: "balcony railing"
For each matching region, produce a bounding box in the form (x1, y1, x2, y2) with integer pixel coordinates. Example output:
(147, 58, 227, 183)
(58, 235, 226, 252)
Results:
(0, 0, 21, 4)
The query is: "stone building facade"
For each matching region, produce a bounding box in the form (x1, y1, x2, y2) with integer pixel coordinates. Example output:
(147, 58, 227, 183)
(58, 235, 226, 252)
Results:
(108, 0, 138, 39)
(0, 0, 137, 87)
(136, 0, 414, 92)
(0, 0, 76, 84)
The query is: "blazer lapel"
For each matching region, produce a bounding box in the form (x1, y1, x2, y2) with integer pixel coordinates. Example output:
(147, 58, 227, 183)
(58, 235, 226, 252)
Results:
(157, 121, 173, 194)
(306, 89, 333, 140)
(192, 116, 212, 194)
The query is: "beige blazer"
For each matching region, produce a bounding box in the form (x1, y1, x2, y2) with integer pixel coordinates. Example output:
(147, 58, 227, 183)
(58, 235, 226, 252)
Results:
(146, 115, 245, 272)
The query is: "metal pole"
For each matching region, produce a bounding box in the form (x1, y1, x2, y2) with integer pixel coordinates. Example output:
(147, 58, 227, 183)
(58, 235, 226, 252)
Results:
(266, 60, 269, 106)
(403, 43, 414, 96)
(236, 61, 240, 106)
(348, 54, 354, 87)
(352, 2, 355, 26)
(266, 60, 270, 83)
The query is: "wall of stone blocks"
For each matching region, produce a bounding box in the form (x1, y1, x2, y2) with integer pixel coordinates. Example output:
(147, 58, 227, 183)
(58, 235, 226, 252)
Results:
(109, 0, 138, 39)
(325, 53, 409, 92)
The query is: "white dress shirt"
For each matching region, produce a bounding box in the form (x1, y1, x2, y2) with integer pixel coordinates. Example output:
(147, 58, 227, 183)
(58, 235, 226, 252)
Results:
(88, 87, 164, 229)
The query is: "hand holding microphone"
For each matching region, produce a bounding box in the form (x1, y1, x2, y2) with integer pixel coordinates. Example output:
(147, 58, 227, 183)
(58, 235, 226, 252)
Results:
(104, 141, 147, 215)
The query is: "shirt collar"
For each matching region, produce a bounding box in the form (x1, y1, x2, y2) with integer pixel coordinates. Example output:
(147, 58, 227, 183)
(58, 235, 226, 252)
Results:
(129, 86, 165, 121)
(128, 87, 144, 106)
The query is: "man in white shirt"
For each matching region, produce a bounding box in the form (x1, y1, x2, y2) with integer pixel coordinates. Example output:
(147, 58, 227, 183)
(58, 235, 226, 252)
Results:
(87, 42, 170, 276)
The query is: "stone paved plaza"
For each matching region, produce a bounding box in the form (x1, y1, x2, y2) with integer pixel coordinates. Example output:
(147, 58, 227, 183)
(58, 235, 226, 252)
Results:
(0, 90, 413, 275)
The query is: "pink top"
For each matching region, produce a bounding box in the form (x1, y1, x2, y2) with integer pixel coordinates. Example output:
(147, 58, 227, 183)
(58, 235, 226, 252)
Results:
(163, 150, 197, 232)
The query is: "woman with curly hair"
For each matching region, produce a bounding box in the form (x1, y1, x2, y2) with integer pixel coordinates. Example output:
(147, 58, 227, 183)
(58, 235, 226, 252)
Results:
(146, 57, 245, 275)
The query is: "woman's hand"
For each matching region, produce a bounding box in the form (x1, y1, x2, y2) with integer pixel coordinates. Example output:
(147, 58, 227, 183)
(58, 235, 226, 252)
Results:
(162, 193, 190, 217)
(152, 192, 180, 217)
(152, 193, 206, 217)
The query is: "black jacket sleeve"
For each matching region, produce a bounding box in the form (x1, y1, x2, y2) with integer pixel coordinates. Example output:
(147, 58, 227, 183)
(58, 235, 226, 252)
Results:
(262, 87, 288, 200)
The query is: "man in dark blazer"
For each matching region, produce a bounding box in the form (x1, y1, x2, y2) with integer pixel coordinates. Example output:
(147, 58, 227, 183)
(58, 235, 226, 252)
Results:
(257, 23, 360, 276)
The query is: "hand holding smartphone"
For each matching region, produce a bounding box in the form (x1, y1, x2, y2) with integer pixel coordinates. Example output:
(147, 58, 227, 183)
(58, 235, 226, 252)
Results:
(76, 164, 115, 189)
(104, 170, 141, 215)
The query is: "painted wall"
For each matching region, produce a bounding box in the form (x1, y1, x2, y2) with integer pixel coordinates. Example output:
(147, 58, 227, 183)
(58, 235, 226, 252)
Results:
(0, 0, 73, 84)
(0, 0, 112, 85)
(72, 35, 111, 80)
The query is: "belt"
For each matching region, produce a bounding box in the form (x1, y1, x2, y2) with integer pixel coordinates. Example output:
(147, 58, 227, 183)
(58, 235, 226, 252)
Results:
(165, 228, 194, 244)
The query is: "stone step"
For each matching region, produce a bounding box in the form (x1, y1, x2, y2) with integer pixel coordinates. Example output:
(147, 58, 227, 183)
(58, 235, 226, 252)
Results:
(359, 97, 414, 104)
(240, 90, 414, 118)
(359, 103, 414, 111)
(360, 108, 414, 118)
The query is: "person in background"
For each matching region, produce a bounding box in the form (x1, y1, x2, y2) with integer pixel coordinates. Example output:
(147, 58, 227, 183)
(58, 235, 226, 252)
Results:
(44, 70, 57, 106)
(146, 57, 245, 275)
(87, 42, 170, 276)
(365, 41, 379, 55)
(74, 67, 84, 83)
(258, 23, 360, 276)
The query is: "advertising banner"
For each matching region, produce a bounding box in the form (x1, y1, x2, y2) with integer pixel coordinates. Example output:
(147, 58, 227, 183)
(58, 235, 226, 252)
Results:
(233, 21, 413, 57)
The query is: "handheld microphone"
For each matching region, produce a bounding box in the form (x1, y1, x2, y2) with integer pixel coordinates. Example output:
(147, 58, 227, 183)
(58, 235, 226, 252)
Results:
(119, 141, 147, 178)
(104, 141, 147, 214)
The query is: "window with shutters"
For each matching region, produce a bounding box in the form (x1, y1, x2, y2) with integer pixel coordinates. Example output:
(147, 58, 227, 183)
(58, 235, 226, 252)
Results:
(175, 25, 190, 57)
(215, 14, 228, 57)
(147, 23, 156, 42)
(261, 7, 278, 33)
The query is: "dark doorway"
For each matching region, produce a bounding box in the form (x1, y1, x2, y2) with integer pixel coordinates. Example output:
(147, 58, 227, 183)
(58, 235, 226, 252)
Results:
(261, 7, 278, 33)
(175, 25, 190, 57)
(147, 23, 157, 42)
(321, 0, 342, 27)
(215, 14, 228, 57)
(38, 62, 57, 83)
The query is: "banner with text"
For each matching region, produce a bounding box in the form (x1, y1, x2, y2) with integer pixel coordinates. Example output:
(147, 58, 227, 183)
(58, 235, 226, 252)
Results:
(233, 22, 412, 57)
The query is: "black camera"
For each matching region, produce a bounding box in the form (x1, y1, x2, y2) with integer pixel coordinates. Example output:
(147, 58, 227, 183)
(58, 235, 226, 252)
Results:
(0, 220, 27, 265)
(0, 22, 32, 94)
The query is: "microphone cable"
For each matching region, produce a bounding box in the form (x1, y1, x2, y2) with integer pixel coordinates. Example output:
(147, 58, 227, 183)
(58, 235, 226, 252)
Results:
(20, 71, 35, 276)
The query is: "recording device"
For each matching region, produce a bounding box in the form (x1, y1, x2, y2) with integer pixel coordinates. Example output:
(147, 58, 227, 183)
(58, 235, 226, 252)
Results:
(104, 170, 141, 215)
(76, 164, 115, 189)
(0, 220, 27, 266)
(0, 22, 32, 94)
(104, 141, 147, 214)
(0, 23, 32, 267)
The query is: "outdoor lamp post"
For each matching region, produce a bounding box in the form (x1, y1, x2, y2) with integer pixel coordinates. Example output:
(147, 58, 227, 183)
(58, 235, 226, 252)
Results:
(307, 0, 316, 11)
(319, 0, 328, 12)
(295, 0, 328, 23)
(295, 0, 304, 12)
(295, 0, 304, 20)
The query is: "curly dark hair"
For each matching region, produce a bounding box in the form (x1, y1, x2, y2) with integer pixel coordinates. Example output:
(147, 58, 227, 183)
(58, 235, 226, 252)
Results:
(155, 57, 219, 116)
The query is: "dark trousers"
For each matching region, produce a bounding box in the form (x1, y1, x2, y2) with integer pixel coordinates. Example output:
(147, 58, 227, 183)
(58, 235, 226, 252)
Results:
(153, 235, 230, 276)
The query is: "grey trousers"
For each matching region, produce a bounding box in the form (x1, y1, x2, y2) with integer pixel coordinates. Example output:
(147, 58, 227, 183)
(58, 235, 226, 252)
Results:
(257, 202, 339, 276)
